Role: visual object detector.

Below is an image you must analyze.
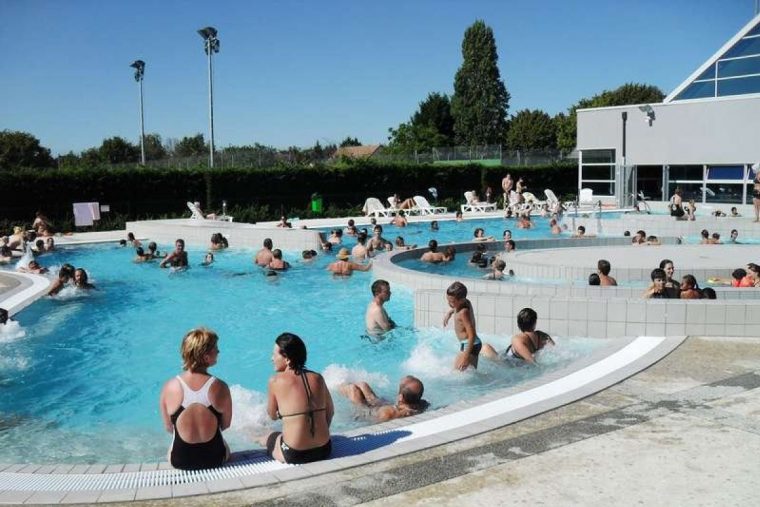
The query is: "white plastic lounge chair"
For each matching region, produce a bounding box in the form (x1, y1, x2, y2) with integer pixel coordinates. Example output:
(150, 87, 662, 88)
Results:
(521, 191, 544, 210)
(187, 201, 234, 222)
(461, 191, 497, 213)
(187, 201, 205, 219)
(362, 197, 394, 217)
(413, 195, 447, 215)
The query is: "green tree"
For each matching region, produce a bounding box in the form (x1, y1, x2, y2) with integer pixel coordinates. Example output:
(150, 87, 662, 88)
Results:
(451, 20, 509, 145)
(80, 147, 104, 168)
(556, 83, 665, 152)
(339, 137, 361, 147)
(0, 130, 55, 170)
(143, 133, 167, 161)
(506, 109, 557, 151)
(174, 134, 207, 157)
(99, 136, 139, 164)
(412, 92, 455, 144)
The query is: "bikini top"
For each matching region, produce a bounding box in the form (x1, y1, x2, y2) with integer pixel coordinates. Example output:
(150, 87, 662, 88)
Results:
(276, 369, 326, 437)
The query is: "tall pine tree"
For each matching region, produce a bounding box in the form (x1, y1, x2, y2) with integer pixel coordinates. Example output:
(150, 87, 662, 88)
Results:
(451, 20, 509, 146)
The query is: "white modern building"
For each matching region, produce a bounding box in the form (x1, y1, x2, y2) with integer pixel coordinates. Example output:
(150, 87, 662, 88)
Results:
(576, 11, 760, 207)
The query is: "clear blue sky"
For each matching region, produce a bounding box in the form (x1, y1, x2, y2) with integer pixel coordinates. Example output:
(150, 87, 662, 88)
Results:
(0, 0, 755, 155)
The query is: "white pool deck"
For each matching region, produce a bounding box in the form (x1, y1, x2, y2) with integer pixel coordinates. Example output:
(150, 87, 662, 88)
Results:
(1, 211, 759, 505)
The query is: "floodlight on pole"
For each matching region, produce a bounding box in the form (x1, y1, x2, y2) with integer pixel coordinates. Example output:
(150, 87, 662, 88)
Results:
(198, 26, 220, 168)
(130, 60, 146, 165)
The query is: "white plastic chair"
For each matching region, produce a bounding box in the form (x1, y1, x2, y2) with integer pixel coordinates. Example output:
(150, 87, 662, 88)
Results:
(413, 195, 447, 215)
(362, 197, 394, 217)
(187, 201, 206, 220)
(461, 191, 497, 213)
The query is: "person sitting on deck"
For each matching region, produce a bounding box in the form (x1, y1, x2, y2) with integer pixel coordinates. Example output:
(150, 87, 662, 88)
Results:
(262, 333, 333, 464)
(340, 375, 428, 422)
(160, 328, 232, 470)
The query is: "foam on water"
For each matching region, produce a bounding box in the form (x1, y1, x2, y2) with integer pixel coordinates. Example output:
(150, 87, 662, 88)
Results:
(0, 321, 26, 343)
(323, 364, 390, 390)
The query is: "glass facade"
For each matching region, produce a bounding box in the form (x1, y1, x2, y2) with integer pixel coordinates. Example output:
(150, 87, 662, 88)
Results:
(580, 149, 615, 196)
(673, 20, 760, 101)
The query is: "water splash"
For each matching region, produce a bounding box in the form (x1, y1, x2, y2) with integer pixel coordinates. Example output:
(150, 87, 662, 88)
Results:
(323, 364, 389, 390)
(0, 321, 26, 343)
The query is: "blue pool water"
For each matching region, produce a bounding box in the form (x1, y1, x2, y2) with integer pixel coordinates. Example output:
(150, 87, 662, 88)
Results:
(0, 243, 601, 464)
(321, 215, 561, 247)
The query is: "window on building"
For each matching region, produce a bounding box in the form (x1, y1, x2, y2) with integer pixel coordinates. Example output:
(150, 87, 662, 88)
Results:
(580, 149, 615, 196)
(673, 19, 760, 101)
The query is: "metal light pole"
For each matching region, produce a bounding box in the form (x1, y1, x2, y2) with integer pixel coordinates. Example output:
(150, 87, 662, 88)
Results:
(130, 60, 146, 165)
(198, 26, 220, 168)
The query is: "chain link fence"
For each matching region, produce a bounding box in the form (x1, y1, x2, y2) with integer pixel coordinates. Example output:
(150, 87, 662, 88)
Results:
(110, 146, 572, 170)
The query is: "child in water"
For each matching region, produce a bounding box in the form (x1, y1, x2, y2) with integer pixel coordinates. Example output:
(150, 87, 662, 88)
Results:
(443, 281, 481, 370)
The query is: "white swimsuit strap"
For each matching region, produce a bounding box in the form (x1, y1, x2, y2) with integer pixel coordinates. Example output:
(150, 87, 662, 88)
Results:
(176, 375, 216, 408)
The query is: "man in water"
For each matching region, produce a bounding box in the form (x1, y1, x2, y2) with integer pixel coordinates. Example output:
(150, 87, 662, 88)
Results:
(420, 240, 446, 263)
(352, 232, 371, 260)
(365, 280, 396, 335)
(368, 225, 393, 252)
(340, 375, 428, 422)
(253, 238, 274, 266)
(160, 239, 189, 269)
(597, 259, 618, 286)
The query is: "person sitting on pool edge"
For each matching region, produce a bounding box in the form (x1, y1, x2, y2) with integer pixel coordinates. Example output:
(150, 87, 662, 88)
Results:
(262, 333, 333, 464)
(159, 328, 232, 470)
(340, 375, 428, 422)
(160, 239, 189, 269)
(327, 248, 371, 276)
(443, 281, 481, 371)
(365, 279, 396, 335)
(482, 308, 555, 365)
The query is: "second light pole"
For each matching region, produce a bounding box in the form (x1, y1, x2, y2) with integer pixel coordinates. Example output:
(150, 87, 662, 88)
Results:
(130, 59, 146, 165)
(198, 26, 220, 168)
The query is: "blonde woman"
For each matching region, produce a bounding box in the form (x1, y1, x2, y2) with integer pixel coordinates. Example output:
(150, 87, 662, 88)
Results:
(159, 328, 232, 470)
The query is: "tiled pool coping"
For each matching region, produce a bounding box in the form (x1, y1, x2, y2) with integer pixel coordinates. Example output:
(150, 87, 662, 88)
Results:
(0, 335, 684, 504)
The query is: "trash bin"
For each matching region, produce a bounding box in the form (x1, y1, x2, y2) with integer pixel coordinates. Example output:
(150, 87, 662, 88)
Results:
(311, 193, 323, 214)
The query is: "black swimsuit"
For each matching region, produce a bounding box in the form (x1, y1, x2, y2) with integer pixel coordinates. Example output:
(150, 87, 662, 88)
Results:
(267, 370, 331, 464)
(169, 377, 226, 470)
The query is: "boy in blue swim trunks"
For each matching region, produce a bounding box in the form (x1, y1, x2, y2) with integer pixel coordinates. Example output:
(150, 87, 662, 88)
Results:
(443, 281, 481, 370)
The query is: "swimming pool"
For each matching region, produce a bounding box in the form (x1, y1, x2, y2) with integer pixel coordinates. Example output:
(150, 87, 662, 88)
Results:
(0, 244, 601, 464)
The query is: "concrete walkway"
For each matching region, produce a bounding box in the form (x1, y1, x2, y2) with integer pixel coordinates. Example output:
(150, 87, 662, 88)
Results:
(120, 336, 759, 506)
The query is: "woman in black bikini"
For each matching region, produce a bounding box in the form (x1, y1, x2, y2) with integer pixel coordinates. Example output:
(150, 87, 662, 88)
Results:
(263, 333, 333, 464)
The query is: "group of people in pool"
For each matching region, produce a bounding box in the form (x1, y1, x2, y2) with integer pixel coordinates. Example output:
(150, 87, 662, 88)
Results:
(643, 259, 718, 299)
(159, 276, 552, 470)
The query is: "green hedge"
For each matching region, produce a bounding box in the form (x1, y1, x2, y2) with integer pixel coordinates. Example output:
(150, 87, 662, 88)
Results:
(0, 161, 578, 231)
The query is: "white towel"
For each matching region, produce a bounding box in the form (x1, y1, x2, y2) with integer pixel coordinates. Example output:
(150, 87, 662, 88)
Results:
(73, 202, 100, 226)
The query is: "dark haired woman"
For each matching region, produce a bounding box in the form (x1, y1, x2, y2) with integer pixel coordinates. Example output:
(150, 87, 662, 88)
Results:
(263, 333, 333, 464)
